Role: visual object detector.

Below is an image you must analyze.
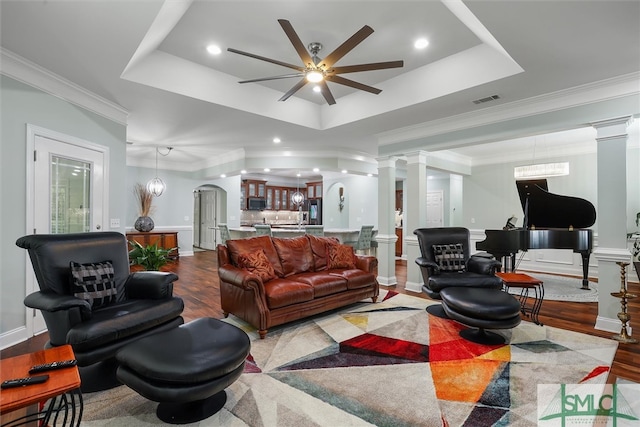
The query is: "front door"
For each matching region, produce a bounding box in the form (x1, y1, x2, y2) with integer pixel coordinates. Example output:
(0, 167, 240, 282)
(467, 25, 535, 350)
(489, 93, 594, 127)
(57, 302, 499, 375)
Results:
(27, 125, 108, 334)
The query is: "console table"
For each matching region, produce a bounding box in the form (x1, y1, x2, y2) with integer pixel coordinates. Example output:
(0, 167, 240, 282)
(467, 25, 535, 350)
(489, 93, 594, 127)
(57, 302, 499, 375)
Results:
(0, 345, 82, 426)
(126, 231, 179, 259)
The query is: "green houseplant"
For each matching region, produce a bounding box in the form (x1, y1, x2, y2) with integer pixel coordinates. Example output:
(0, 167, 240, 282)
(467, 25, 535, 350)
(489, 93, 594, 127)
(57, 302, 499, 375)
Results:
(128, 240, 176, 271)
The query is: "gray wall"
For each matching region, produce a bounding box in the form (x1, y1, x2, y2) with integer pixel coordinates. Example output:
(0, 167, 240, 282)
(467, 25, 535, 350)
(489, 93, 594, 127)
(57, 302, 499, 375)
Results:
(463, 145, 640, 235)
(1, 75, 127, 338)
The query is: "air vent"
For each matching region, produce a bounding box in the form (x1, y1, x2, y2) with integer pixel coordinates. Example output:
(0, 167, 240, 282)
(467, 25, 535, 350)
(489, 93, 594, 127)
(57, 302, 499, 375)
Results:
(472, 95, 500, 105)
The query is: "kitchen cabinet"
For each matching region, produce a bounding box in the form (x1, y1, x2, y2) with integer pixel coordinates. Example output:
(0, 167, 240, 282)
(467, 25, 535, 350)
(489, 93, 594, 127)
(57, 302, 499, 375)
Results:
(266, 187, 274, 210)
(126, 231, 179, 259)
(306, 181, 322, 200)
(244, 179, 266, 198)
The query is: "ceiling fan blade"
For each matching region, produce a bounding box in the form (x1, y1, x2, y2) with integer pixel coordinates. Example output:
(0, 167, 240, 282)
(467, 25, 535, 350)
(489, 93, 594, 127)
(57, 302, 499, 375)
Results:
(326, 75, 382, 95)
(331, 60, 404, 74)
(238, 73, 305, 84)
(278, 19, 314, 67)
(320, 25, 374, 69)
(227, 48, 305, 72)
(278, 78, 308, 102)
(318, 81, 336, 105)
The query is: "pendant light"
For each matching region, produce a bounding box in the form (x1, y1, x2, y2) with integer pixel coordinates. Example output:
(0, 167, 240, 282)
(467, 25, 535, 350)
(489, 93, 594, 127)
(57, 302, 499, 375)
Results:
(291, 172, 305, 206)
(147, 147, 172, 197)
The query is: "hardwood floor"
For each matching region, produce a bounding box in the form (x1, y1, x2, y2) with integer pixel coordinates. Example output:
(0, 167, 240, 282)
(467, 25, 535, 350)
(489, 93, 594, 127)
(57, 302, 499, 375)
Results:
(3, 250, 639, 384)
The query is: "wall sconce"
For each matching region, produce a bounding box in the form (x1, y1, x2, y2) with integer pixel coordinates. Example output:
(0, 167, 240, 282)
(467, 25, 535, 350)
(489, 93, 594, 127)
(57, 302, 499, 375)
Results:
(339, 187, 345, 211)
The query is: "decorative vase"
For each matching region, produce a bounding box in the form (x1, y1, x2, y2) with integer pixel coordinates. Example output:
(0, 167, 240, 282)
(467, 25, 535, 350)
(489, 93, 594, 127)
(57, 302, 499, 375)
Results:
(134, 216, 154, 232)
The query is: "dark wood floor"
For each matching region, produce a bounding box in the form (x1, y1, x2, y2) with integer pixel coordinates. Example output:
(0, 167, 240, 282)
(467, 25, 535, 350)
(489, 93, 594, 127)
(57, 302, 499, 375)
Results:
(3, 250, 639, 384)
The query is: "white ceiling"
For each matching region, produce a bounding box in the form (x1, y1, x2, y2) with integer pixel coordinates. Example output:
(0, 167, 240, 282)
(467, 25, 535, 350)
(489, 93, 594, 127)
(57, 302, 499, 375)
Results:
(1, 0, 639, 179)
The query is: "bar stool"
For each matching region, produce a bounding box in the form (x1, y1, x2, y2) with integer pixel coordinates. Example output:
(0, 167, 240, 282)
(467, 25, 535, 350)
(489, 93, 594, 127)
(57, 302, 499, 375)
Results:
(305, 225, 324, 236)
(254, 224, 272, 236)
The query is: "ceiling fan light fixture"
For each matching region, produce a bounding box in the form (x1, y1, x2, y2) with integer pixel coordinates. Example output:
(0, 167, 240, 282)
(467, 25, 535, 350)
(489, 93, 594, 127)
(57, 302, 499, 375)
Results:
(305, 70, 324, 83)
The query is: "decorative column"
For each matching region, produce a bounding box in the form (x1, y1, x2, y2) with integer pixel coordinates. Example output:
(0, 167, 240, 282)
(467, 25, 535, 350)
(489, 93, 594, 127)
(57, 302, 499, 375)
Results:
(591, 116, 634, 334)
(376, 156, 399, 286)
(404, 151, 428, 292)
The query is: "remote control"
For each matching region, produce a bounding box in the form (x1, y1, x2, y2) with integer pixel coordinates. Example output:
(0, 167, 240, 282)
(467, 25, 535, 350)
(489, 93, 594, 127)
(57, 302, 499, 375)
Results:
(1, 375, 49, 389)
(29, 359, 77, 374)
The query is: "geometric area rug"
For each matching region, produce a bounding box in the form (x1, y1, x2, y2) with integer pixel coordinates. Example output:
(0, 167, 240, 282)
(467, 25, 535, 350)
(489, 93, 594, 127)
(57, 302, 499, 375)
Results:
(81, 290, 618, 426)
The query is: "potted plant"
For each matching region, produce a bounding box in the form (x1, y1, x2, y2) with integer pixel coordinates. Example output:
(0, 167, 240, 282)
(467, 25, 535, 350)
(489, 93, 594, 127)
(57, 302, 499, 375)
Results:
(128, 240, 176, 271)
(134, 183, 155, 232)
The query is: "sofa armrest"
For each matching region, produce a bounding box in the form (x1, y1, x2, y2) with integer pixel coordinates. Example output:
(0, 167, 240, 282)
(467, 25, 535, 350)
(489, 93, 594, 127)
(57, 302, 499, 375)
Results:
(415, 257, 441, 275)
(355, 255, 378, 273)
(218, 265, 267, 294)
(125, 271, 179, 299)
(24, 290, 91, 316)
(467, 255, 502, 275)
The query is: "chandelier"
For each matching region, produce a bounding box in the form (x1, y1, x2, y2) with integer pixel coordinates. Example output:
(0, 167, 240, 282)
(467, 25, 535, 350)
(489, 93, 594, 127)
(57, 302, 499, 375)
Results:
(291, 173, 305, 207)
(147, 147, 172, 196)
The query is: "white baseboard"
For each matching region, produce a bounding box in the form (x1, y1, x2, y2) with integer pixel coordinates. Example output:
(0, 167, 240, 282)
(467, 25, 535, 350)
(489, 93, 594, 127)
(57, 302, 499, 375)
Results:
(404, 281, 422, 293)
(0, 326, 30, 350)
(595, 315, 632, 335)
(377, 275, 397, 286)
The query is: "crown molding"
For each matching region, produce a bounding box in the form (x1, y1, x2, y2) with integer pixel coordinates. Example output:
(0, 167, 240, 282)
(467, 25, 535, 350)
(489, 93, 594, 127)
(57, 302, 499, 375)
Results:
(377, 72, 640, 146)
(0, 48, 128, 125)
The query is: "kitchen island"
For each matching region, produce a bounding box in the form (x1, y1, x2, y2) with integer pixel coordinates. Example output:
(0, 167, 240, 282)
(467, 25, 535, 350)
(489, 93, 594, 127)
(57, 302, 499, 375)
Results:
(229, 226, 375, 243)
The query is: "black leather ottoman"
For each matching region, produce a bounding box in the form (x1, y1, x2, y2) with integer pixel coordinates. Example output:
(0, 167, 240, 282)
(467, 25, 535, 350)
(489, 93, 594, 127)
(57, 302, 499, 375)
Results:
(440, 287, 522, 345)
(116, 317, 250, 424)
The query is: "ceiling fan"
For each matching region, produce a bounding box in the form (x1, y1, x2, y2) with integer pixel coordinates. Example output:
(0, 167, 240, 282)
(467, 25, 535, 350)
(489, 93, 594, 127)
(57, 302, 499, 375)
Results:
(227, 19, 404, 105)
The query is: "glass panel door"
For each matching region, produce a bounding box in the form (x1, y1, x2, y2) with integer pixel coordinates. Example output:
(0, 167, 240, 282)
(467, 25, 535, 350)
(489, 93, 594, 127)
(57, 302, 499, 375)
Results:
(50, 156, 91, 233)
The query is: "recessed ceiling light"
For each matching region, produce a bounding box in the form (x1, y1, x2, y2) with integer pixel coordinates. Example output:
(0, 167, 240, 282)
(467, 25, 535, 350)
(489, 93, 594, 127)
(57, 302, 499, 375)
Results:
(414, 38, 429, 49)
(341, 170, 347, 174)
(296, 173, 301, 177)
(264, 168, 270, 172)
(273, 137, 281, 143)
(313, 168, 319, 172)
(367, 173, 373, 177)
(240, 170, 247, 174)
(313, 86, 321, 93)
(220, 174, 226, 178)
(206, 44, 221, 55)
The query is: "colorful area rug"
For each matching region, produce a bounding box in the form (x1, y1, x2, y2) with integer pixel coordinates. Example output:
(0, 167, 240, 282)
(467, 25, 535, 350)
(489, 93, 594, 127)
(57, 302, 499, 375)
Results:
(81, 290, 617, 426)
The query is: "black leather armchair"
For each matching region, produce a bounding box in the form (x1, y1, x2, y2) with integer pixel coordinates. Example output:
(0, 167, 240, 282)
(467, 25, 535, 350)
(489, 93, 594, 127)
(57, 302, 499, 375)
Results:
(16, 232, 184, 370)
(414, 227, 503, 301)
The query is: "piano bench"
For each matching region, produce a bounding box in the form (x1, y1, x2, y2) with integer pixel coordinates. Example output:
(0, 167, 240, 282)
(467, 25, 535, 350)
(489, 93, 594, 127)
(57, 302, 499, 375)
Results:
(440, 287, 522, 345)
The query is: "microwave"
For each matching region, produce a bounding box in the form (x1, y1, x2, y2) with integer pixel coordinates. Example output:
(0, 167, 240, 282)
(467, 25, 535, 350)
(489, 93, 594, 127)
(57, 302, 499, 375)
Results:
(247, 198, 266, 210)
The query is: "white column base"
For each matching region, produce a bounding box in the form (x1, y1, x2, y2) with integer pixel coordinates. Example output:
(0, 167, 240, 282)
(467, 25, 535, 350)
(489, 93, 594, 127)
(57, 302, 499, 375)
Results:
(404, 281, 423, 293)
(377, 275, 398, 286)
(595, 315, 633, 335)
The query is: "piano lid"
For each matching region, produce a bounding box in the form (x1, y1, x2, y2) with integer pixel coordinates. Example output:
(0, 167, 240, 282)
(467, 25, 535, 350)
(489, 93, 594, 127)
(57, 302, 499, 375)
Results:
(516, 179, 596, 229)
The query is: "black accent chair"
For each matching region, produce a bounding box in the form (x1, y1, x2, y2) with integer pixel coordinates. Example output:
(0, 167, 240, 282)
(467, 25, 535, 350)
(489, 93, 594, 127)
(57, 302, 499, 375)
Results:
(414, 227, 503, 316)
(16, 232, 185, 390)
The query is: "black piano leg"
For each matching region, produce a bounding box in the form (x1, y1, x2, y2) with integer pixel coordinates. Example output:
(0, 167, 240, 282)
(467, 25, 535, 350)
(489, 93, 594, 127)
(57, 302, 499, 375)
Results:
(580, 252, 590, 290)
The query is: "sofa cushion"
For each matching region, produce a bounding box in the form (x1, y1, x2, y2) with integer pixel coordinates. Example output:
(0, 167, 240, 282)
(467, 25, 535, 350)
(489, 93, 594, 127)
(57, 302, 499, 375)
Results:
(70, 261, 117, 309)
(263, 278, 314, 309)
(330, 269, 377, 290)
(272, 236, 314, 277)
(306, 235, 340, 271)
(289, 272, 348, 297)
(236, 249, 277, 282)
(432, 243, 466, 272)
(227, 235, 284, 277)
(327, 244, 357, 270)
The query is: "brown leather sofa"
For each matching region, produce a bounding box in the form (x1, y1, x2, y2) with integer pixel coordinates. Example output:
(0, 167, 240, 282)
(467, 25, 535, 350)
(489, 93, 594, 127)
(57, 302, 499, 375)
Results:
(217, 234, 379, 338)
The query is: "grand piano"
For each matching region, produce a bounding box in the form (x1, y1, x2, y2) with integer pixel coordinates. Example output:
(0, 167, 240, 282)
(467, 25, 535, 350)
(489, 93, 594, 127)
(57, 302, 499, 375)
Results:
(476, 179, 596, 289)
